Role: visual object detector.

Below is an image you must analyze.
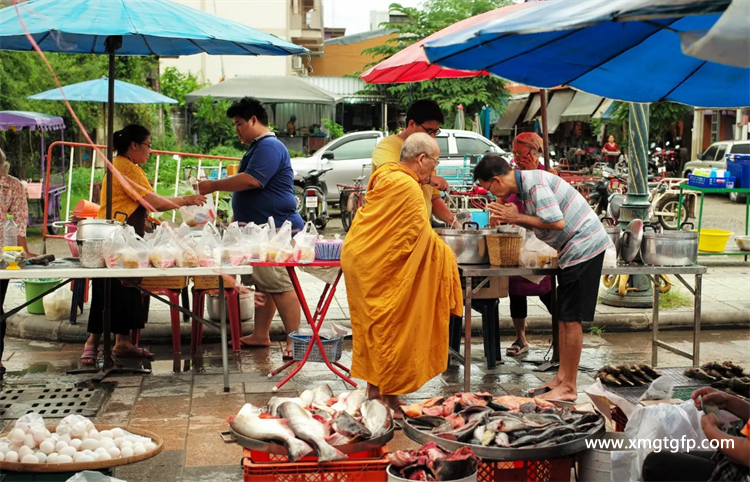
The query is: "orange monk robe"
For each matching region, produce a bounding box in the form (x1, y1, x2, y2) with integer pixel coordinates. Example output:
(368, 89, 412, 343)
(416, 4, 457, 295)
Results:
(341, 162, 463, 395)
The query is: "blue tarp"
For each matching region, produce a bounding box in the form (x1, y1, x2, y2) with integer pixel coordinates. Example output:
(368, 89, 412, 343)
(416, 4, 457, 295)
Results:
(29, 77, 177, 104)
(424, 0, 748, 107)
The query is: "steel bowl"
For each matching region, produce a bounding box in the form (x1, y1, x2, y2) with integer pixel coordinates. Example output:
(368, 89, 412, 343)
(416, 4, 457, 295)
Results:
(75, 218, 125, 241)
(620, 219, 644, 263)
(736, 236, 750, 252)
(207, 291, 254, 321)
(436, 222, 495, 265)
(641, 226, 699, 266)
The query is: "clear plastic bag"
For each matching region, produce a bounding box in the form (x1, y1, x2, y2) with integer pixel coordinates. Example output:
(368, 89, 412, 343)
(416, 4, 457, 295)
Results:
(519, 231, 557, 268)
(122, 226, 150, 269)
(244, 223, 269, 263)
(175, 223, 199, 268)
(293, 221, 317, 264)
(43, 288, 75, 321)
(267, 220, 292, 262)
(56, 414, 95, 438)
(179, 183, 216, 227)
(102, 228, 126, 268)
(148, 225, 177, 269)
(639, 376, 674, 402)
(196, 223, 221, 267)
(222, 222, 245, 266)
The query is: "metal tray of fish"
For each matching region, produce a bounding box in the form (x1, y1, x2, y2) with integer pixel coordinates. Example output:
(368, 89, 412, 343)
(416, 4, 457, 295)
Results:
(403, 417, 605, 461)
(227, 423, 394, 455)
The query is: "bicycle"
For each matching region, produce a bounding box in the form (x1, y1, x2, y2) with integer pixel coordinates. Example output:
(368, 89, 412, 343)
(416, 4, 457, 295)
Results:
(337, 164, 370, 232)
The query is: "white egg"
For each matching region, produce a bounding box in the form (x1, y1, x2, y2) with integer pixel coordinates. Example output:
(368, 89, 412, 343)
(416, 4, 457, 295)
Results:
(71, 422, 87, 438)
(108, 447, 121, 458)
(145, 442, 156, 452)
(59, 434, 71, 444)
(97, 452, 112, 461)
(56, 454, 73, 464)
(87, 430, 101, 441)
(19, 446, 34, 458)
(22, 454, 39, 464)
(100, 438, 115, 449)
(15, 422, 29, 433)
(39, 440, 55, 455)
(125, 436, 138, 443)
(35, 452, 47, 463)
(79, 455, 96, 463)
(10, 428, 25, 444)
(121, 440, 133, 449)
(0, 445, 10, 455)
(83, 449, 94, 456)
(9, 444, 22, 453)
(0, 452, 4, 462)
(95, 447, 107, 454)
(120, 446, 134, 458)
(81, 439, 99, 451)
(46, 453, 59, 464)
(133, 445, 146, 456)
(114, 437, 125, 448)
(55, 441, 69, 452)
(5, 451, 19, 463)
(23, 434, 37, 448)
(51, 433, 60, 441)
(58, 446, 77, 457)
(31, 428, 48, 444)
(69, 439, 82, 450)
(99, 430, 112, 439)
(73, 452, 87, 462)
(110, 428, 125, 439)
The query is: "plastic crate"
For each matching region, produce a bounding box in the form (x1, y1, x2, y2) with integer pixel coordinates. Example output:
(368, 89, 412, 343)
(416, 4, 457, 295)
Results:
(476, 457, 575, 482)
(289, 331, 343, 362)
(688, 174, 736, 189)
(243, 446, 388, 482)
(727, 154, 750, 189)
(245, 446, 386, 464)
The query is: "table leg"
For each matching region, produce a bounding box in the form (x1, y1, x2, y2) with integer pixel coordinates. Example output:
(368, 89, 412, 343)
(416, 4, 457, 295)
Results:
(103, 279, 113, 370)
(693, 274, 702, 365)
(219, 276, 229, 393)
(551, 275, 559, 363)
(464, 277, 472, 393)
(697, 193, 705, 233)
(652, 275, 660, 367)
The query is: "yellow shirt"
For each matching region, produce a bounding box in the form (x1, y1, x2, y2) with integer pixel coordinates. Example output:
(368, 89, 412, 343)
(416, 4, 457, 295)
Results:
(371, 134, 441, 219)
(97, 156, 154, 220)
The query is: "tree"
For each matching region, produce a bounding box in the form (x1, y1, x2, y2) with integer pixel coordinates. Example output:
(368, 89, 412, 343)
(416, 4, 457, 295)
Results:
(192, 97, 236, 152)
(359, 0, 511, 121)
(593, 101, 693, 148)
(160, 67, 206, 108)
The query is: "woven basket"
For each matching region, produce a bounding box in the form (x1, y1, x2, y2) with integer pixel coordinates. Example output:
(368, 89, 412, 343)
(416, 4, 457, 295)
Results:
(486, 233, 522, 266)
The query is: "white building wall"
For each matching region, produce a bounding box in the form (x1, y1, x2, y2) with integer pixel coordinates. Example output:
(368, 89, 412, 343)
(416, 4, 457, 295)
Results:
(160, 0, 291, 85)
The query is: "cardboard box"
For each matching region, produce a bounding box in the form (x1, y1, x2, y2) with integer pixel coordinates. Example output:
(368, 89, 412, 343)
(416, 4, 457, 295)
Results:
(192, 275, 235, 290)
(468, 275, 509, 299)
(141, 276, 188, 290)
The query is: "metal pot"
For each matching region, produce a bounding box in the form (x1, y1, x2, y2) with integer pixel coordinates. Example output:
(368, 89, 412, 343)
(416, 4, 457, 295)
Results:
(620, 219, 644, 263)
(207, 291, 254, 321)
(75, 218, 126, 241)
(79, 239, 105, 268)
(436, 222, 495, 265)
(736, 235, 750, 252)
(602, 218, 622, 258)
(640, 223, 699, 266)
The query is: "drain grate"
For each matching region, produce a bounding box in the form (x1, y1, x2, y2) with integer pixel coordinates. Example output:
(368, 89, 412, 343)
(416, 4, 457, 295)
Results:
(0, 385, 112, 420)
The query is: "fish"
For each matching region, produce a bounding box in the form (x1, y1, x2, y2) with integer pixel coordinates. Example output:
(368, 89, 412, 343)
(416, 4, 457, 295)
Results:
(632, 366, 654, 382)
(617, 374, 635, 386)
(495, 432, 510, 447)
(458, 406, 493, 422)
(312, 384, 335, 405)
(409, 416, 452, 432)
(267, 397, 303, 417)
(481, 427, 495, 446)
(277, 402, 345, 462)
(600, 365, 621, 376)
(360, 400, 393, 438)
(522, 413, 565, 426)
(330, 392, 349, 412)
(442, 398, 457, 416)
(723, 361, 748, 377)
(639, 364, 662, 379)
(576, 421, 603, 433)
(435, 447, 479, 481)
(445, 413, 466, 429)
(402, 403, 423, 418)
(434, 420, 480, 442)
(471, 425, 485, 446)
(456, 393, 488, 407)
(422, 405, 445, 417)
(510, 424, 577, 448)
(487, 401, 511, 411)
(487, 414, 546, 432)
(325, 433, 350, 446)
(344, 389, 368, 416)
(685, 368, 717, 382)
(573, 413, 601, 426)
(230, 404, 313, 462)
(332, 411, 372, 440)
(421, 396, 445, 408)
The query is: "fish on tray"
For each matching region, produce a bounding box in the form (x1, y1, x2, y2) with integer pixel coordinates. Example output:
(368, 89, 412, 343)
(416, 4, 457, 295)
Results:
(229, 404, 313, 462)
(277, 401, 346, 461)
(360, 400, 394, 439)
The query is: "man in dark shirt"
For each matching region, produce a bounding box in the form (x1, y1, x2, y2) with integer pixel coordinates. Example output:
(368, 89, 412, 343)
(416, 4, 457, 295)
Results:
(199, 97, 302, 359)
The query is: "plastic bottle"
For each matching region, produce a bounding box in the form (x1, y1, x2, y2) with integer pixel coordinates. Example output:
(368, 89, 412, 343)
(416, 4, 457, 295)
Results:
(3, 214, 18, 248)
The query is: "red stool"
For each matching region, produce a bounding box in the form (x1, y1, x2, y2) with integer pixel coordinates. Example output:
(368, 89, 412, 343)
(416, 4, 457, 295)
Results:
(190, 287, 243, 353)
(130, 287, 183, 355)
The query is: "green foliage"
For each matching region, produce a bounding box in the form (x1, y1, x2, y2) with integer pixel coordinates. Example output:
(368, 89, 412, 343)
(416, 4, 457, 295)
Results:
(589, 325, 605, 336)
(193, 96, 236, 152)
(659, 290, 693, 310)
(359, 0, 511, 118)
(595, 101, 692, 149)
(160, 67, 205, 107)
(322, 119, 344, 140)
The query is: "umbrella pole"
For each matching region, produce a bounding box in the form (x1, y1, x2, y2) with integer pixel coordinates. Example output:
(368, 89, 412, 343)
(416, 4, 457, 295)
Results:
(540, 89, 550, 170)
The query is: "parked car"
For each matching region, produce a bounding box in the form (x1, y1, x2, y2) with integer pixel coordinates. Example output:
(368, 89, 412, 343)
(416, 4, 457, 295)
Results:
(291, 129, 507, 204)
(682, 140, 750, 202)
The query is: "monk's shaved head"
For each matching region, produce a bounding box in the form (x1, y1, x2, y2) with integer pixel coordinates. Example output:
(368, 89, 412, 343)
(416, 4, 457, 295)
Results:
(399, 133, 440, 184)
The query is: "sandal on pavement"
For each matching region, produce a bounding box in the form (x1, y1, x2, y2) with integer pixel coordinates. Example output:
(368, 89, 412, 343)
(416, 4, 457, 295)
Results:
(527, 386, 552, 397)
(113, 346, 154, 360)
(282, 348, 294, 361)
(80, 346, 99, 366)
(506, 340, 529, 357)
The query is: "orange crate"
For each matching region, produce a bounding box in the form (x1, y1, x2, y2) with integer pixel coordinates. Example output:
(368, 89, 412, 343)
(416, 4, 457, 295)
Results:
(477, 457, 574, 482)
(243, 446, 389, 482)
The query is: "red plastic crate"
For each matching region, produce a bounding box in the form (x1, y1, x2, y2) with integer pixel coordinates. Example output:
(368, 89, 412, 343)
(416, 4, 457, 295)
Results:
(477, 457, 575, 482)
(243, 446, 389, 482)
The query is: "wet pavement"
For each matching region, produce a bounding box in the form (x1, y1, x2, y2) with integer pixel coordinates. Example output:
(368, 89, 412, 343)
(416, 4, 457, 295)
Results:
(0, 328, 748, 481)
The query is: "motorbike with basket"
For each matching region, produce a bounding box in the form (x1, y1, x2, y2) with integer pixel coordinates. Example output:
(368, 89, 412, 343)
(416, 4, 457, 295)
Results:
(299, 167, 333, 230)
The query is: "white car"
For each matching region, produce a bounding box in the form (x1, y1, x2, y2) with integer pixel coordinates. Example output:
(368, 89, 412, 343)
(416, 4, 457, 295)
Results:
(683, 140, 750, 202)
(291, 129, 506, 203)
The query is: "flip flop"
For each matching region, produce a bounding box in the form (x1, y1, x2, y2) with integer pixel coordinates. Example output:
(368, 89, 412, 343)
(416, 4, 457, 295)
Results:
(506, 340, 529, 357)
(113, 346, 154, 360)
(528, 386, 552, 397)
(80, 346, 99, 366)
(282, 348, 294, 361)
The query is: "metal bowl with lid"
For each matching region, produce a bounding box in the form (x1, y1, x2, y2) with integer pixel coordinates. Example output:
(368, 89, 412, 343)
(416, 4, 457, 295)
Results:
(436, 222, 495, 265)
(641, 222, 699, 266)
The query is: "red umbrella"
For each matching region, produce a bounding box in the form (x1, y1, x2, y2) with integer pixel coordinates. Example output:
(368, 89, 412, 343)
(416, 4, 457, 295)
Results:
(361, 3, 533, 84)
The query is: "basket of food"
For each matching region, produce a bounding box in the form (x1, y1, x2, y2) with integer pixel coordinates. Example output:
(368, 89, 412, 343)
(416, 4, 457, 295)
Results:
(486, 233, 522, 266)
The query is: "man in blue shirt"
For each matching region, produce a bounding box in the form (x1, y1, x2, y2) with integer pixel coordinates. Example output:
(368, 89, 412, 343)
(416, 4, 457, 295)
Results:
(199, 97, 303, 359)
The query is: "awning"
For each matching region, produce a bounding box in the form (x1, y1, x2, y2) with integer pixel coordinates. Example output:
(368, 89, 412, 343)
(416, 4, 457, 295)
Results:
(592, 99, 614, 119)
(186, 76, 341, 105)
(522, 93, 541, 123)
(547, 90, 575, 134)
(495, 95, 528, 132)
(560, 91, 603, 122)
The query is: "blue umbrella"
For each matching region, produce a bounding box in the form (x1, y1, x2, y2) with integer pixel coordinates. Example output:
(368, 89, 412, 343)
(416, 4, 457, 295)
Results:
(423, 0, 748, 108)
(28, 77, 177, 104)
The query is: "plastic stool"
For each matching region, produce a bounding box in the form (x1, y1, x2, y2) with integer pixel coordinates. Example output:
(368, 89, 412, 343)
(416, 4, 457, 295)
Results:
(190, 287, 243, 353)
(130, 288, 185, 355)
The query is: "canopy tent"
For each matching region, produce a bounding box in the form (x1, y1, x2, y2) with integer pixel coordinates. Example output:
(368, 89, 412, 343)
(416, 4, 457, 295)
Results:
(546, 90, 575, 134)
(522, 93, 541, 124)
(681, 0, 749, 67)
(186, 76, 340, 105)
(560, 91, 604, 123)
(28, 77, 177, 104)
(494, 95, 529, 132)
(592, 99, 615, 120)
(0, 111, 65, 183)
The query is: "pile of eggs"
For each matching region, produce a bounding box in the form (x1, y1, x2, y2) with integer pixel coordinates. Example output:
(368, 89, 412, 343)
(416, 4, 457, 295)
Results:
(0, 414, 155, 465)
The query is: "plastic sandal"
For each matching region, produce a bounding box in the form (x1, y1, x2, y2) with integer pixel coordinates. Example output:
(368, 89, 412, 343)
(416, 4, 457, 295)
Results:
(113, 345, 154, 360)
(506, 340, 529, 356)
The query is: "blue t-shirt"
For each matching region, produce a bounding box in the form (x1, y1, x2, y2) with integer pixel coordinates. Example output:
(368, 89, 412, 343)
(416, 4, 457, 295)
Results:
(232, 134, 304, 231)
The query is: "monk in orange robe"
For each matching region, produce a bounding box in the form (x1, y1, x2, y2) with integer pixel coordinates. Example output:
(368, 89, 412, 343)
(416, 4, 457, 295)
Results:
(341, 133, 463, 413)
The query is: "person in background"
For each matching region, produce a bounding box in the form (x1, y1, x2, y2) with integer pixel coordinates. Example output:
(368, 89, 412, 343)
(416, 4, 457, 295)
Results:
(199, 97, 303, 360)
(371, 99, 455, 227)
(342, 133, 462, 412)
(642, 387, 750, 481)
(474, 155, 612, 401)
(81, 125, 206, 365)
(286, 115, 297, 136)
(602, 134, 620, 169)
(0, 147, 37, 375)
(493, 133, 554, 357)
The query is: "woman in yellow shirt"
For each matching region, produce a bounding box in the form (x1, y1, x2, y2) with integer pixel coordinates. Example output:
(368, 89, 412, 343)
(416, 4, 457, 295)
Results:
(81, 124, 205, 365)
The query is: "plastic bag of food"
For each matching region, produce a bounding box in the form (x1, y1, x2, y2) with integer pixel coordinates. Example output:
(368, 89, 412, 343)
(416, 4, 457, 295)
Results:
(222, 222, 245, 266)
(267, 220, 292, 261)
(243, 223, 269, 263)
(173, 223, 199, 268)
(43, 288, 76, 321)
(57, 414, 95, 438)
(148, 225, 177, 269)
(122, 226, 150, 269)
(102, 228, 126, 268)
(639, 376, 674, 402)
(519, 231, 556, 268)
(293, 221, 317, 264)
(196, 223, 221, 267)
(14, 413, 46, 433)
(179, 183, 216, 228)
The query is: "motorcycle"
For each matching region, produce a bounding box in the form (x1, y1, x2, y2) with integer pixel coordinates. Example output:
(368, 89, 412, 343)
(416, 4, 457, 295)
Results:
(649, 178, 697, 230)
(299, 167, 333, 230)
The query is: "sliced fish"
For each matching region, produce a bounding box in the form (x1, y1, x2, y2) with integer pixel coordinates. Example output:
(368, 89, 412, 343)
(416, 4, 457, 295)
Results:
(360, 400, 393, 438)
(344, 389, 368, 416)
(332, 411, 372, 440)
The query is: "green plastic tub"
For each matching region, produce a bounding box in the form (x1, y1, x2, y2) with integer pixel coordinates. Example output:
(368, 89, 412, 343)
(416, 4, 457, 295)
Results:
(22, 278, 62, 314)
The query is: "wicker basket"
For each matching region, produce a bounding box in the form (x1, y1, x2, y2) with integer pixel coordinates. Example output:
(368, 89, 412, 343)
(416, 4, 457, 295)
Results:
(486, 233, 522, 266)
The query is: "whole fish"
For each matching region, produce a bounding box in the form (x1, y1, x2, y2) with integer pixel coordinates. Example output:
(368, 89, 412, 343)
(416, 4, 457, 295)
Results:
(267, 397, 304, 417)
(522, 413, 564, 426)
(639, 364, 662, 379)
(344, 389, 368, 416)
(312, 384, 335, 405)
(459, 406, 493, 423)
(488, 414, 546, 432)
(410, 416, 452, 432)
(573, 413, 601, 426)
(494, 432, 510, 447)
(510, 424, 577, 448)
(434, 420, 479, 442)
(277, 402, 345, 461)
(230, 404, 313, 462)
(360, 400, 393, 438)
(332, 411, 372, 440)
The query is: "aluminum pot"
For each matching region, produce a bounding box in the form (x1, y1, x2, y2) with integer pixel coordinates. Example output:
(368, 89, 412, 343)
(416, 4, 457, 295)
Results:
(436, 222, 495, 265)
(207, 291, 254, 321)
(736, 235, 750, 252)
(602, 218, 622, 258)
(75, 218, 126, 241)
(640, 223, 699, 266)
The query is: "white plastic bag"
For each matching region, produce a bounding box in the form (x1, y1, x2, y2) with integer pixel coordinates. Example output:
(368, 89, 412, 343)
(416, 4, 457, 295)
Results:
(519, 231, 556, 268)
(148, 225, 177, 269)
(175, 223, 199, 268)
(222, 222, 245, 266)
(267, 220, 292, 261)
(102, 228, 126, 268)
(43, 288, 75, 321)
(604, 246, 618, 268)
(639, 376, 674, 402)
(243, 223, 269, 263)
(196, 223, 221, 267)
(65, 471, 126, 482)
(179, 187, 216, 227)
(57, 414, 95, 438)
(292, 222, 317, 264)
(122, 226, 149, 269)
